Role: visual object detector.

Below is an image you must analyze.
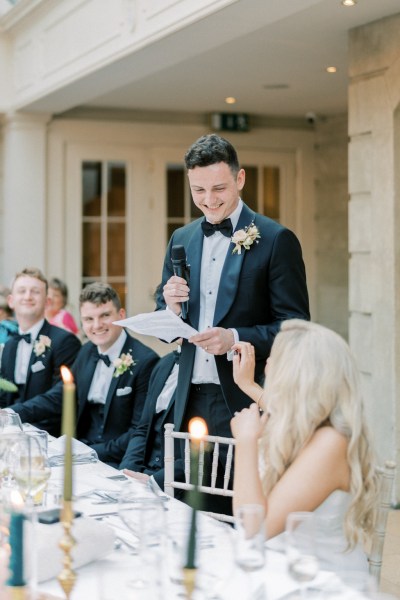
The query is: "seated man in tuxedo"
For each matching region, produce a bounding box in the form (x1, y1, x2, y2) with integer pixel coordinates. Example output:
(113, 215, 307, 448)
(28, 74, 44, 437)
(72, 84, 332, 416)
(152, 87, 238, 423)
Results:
(0, 267, 81, 435)
(9, 282, 159, 467)
(119, 346, 180, 488)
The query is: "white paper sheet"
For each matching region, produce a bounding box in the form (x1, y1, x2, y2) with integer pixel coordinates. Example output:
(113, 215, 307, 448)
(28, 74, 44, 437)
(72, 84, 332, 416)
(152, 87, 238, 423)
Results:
(114, 309, 198, 342)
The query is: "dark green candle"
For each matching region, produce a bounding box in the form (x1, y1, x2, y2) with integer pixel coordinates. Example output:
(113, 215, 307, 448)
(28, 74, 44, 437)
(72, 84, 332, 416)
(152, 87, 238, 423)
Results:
(7, 511, 25, 587)
(185, 418, 207, 570)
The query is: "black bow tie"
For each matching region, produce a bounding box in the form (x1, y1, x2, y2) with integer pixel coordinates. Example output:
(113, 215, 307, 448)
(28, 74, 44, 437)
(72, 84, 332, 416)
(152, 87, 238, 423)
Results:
(14, 332, 32, 344)
(98, 353, 111, 367)
(201, 218, 233, 238)
(173, 350, 181, 365)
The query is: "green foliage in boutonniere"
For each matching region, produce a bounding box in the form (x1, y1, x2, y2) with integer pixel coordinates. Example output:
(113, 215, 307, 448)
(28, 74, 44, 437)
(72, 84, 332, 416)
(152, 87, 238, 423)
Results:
(33, 335, 52, 357)
(0, 377, 18, 392)
(113, 351, 136, 378)
(231, 222, 261, 254)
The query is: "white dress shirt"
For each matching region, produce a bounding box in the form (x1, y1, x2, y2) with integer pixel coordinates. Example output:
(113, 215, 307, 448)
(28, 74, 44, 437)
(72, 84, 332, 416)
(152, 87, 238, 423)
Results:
(87, 330, 127, 405)
(191, 199, 242, 384)
(155, 363, 179, 413)
(14, 319, 45, 384)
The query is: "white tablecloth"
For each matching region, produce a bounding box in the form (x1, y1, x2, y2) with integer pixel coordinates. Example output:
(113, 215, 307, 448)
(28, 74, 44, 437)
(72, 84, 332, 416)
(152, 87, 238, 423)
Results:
(36, 457, 366, 600)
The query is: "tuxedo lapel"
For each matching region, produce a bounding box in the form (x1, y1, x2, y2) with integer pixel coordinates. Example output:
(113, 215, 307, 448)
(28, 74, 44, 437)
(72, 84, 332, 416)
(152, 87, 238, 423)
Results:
(185, 223, 204, 329)
(214, 204, 256, 325)
(102, 336, 132, 423)
(25, 321, 52, 389)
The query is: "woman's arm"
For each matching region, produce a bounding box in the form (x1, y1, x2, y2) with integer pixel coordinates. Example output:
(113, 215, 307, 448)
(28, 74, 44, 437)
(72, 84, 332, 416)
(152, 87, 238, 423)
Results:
(231, 404, 268, 515)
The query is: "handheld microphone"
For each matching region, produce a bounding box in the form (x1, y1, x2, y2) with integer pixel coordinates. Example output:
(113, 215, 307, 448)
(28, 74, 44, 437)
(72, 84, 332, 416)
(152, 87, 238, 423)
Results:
(171, 245, 189, 319)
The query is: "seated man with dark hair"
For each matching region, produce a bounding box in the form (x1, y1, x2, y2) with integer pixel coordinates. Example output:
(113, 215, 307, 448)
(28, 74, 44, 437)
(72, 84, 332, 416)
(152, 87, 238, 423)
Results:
(119, 346, 180, 488)
(9, 282, 159, 466)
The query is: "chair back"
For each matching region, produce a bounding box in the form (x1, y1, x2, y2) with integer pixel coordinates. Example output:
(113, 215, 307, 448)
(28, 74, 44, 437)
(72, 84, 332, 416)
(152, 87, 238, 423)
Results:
(164, 423, 235, 523)
(368, 460, 396, 582)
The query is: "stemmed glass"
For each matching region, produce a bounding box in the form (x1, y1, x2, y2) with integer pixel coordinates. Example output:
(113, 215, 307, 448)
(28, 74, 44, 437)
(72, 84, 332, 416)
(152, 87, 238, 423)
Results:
(118, 484, 165, 592)
(7, 434, 51, 506)
(0, 411, 23, 433)
(285, 512, 319, 599)
(234, 504, 266, 572)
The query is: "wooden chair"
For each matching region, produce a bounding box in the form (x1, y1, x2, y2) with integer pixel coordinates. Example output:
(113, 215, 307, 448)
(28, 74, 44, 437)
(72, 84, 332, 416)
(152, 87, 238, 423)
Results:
(368, 460, 396, 582)
(164, 423, 235, 523)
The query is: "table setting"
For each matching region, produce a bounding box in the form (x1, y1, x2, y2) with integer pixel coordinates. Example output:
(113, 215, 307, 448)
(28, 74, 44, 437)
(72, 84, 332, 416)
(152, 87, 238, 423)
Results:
(0, 371, 395, 600)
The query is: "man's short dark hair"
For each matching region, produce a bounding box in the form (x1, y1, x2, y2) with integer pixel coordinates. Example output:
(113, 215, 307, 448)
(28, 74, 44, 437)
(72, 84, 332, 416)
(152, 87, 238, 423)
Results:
(184, 134, 240, 175)
(79, 282, 121, 311)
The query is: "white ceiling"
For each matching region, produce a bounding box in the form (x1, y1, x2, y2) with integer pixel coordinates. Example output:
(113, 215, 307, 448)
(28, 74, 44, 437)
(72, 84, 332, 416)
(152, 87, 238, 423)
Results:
(80, 0, 400, 120)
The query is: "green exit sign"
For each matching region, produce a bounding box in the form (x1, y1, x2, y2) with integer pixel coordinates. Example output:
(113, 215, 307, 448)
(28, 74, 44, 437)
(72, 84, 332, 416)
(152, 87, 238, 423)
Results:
(211, 113, 250, 132)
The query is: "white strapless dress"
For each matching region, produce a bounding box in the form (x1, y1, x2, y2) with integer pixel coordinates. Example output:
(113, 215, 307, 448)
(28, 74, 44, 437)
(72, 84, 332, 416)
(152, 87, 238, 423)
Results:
(267, 490, 369, 572)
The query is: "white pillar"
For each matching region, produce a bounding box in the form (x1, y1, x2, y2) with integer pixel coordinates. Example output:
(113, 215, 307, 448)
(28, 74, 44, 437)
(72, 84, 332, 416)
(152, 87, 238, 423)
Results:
(2, 112, 51, 283)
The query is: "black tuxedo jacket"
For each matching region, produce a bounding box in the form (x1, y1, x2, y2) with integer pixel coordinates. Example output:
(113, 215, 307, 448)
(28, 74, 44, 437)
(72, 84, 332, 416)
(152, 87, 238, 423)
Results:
(0, 320, 81, 435)
(119, 352, 176, 477)
(157, 203, 310, 430)
(10, 333, 159, 465)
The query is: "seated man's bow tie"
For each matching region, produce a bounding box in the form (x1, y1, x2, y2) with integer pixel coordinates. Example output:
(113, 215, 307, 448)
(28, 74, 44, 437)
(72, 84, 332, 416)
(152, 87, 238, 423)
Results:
(201, 218, 233, 238)
(98, 353, 111, 367)
(14, 332, 32, 344)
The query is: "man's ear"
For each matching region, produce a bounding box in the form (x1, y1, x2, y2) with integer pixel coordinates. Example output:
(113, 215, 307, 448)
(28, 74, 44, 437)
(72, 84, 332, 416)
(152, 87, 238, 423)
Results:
(118, 307, 126, 320)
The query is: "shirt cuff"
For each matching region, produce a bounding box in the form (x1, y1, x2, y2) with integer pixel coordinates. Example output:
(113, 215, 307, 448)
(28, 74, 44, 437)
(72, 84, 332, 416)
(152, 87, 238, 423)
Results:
(227, 328, 239, 361)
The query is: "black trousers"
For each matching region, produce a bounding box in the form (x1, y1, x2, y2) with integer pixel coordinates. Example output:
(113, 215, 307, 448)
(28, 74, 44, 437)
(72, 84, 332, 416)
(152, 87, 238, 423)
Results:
(181, 383, 233, 516)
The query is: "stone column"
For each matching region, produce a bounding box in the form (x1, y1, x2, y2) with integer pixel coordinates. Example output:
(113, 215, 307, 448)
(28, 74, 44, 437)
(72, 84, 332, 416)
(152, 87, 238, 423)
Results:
(1, 112, 51, 283)
(348, 14, 400, 498)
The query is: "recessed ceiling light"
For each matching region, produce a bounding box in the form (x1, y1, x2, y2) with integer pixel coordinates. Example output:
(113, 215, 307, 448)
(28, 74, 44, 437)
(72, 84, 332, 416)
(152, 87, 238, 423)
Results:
(225, 97, 236, 105)
(341, 0, 357, 6)
(326, 66, 337, 73)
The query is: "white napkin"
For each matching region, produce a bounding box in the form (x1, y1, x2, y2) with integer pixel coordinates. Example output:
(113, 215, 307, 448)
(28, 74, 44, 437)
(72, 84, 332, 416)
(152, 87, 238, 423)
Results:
(24, 516, 115, 582)
(48, 435, 98, 466)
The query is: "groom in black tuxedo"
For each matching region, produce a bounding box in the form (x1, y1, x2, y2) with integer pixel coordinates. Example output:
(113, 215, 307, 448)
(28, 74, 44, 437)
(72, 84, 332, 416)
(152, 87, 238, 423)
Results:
(158, 134, 310, 511)
(9, 282, 159, 466)
(0, 267, 81, 435)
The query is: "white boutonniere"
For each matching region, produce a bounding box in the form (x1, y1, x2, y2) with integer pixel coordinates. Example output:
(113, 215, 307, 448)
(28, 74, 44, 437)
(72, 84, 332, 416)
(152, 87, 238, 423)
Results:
(113, 351, 136, 378)
(33, 335, 52, 357)
(231, 222, 261, 254)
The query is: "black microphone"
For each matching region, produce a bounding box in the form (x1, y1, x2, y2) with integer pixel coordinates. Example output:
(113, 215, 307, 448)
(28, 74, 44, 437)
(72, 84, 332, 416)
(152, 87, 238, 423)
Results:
(171, 245, 189, 319)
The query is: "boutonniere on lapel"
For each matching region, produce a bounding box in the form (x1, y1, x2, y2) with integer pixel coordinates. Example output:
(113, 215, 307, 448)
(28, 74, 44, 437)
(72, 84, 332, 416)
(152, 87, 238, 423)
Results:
(113, 351, 136, 378)
(33, 335, 52, 357)
(231, 222, 261, 254)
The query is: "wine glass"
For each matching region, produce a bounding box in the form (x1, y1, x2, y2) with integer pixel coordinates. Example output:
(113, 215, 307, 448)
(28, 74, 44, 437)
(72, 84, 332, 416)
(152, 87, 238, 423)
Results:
(234, 504, 266, 572)
(7, 434, 51, 507)
(0, 411, 23, 433)
(118, 484, 165, 592)
(285, 512, 319, 599)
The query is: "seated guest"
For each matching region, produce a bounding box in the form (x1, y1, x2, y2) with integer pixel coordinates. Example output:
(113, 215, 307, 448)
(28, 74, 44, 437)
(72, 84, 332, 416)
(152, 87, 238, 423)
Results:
(120, 346, 180, 488)
(0, 268, 81, 435)
(9, 282, 159, 467)
(0, 290, 18, 344)
(45, 277, 79, 336)
(231, 319, 378, 572)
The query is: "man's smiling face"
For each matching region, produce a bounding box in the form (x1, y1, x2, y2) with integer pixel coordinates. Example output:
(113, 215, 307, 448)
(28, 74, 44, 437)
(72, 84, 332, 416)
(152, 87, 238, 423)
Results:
(188, 162, 245, 224)
(80, 300, 125, 352)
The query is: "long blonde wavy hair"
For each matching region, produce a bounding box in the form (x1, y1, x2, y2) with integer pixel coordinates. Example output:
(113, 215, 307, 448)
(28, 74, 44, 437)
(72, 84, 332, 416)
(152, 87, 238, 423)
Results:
(260, 319, 378, 547)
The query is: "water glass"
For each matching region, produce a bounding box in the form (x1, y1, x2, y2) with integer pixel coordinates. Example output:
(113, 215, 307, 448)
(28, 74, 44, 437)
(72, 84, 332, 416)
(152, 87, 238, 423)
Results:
(0, 411, 23, 433)
(26, 429, 49, 456)
(285, 512, 319, 599)
(234, 504, 266, 572)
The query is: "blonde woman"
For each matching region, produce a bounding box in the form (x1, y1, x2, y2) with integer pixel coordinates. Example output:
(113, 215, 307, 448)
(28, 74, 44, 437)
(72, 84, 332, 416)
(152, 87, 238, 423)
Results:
(231, 319, 378, 571)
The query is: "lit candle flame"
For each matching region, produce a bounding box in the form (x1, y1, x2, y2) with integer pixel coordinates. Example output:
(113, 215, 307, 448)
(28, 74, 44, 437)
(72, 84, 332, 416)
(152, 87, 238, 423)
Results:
(60, 366, 74, 384)
(10, 489, 24, 510)
(188, 417, 208, 440)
